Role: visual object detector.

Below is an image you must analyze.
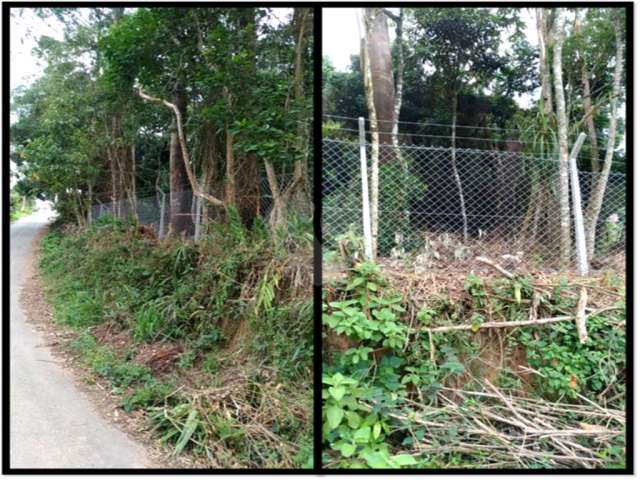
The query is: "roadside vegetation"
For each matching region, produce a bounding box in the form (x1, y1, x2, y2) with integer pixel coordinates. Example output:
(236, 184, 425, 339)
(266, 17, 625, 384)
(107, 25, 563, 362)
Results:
(40, 212, 313, 468)
(10, 6, 314, 468)
(323, 255, 626, 469)
(10, 191, 35, 221)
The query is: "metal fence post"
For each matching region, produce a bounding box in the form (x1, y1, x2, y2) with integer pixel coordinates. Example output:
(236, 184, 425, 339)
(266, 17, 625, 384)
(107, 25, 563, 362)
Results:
(359, 117, 374, 260)
(569, 132, 588, 276)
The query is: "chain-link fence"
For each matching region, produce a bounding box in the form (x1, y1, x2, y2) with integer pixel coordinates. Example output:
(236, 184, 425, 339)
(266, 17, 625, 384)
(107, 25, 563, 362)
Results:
(89, 175, 306, 239)
(323, 138, 626, 270)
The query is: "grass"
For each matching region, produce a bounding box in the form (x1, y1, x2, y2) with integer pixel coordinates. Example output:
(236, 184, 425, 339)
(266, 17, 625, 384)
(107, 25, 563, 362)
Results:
(39, 212, 313, 468)
(10, 203, 35, 221)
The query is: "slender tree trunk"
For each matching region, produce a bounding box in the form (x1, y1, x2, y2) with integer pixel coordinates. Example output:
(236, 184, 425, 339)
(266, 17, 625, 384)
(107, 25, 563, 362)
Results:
(536, 9, 553, 116)
(584, 17, 624, 260)
(224, 128, 236, 209)
(169, 85, 192, 236)
(130, 143, 137, 219)
(551, 10, 572, 267)
(364, 8, 395, 153)
(580, 63, 600, 175)
(236, 10, 260, 228)
(361, 10, 380, 257)
(450, 92, 468, 241)
(390, 8, 404, 163)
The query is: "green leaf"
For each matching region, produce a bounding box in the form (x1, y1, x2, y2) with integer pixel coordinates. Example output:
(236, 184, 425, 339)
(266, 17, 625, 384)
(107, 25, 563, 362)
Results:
(367, 282, 378, 291)
(174, 409, 199, 454)
(328, 386, 346, 401)
(363, 451, 391, 468)
(373, 422, 382, 440)
(442, 361, 465, 375)
(392, 454, 417, 466)
(353, 425, 371, 443)
(345, 277, 365, 290)
(339, 442, 356, 457)
(345, 410, 362, 429)
(326, 405, 344, 430)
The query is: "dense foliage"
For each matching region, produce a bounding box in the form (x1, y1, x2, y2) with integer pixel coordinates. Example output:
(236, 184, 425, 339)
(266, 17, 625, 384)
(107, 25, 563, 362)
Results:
(323, 261, 626, 469)
(11, 7, 312, 229)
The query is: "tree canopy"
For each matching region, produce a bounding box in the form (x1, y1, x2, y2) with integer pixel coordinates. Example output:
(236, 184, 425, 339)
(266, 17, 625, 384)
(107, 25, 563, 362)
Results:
(11, 7, 313, 230)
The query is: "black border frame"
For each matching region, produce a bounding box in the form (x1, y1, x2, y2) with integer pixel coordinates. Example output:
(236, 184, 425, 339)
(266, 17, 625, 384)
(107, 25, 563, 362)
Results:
(2, 1, 634, 475)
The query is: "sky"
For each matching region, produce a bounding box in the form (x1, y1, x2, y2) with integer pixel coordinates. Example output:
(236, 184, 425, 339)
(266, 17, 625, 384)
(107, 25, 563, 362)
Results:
(10, 9, 65, 92)
(9, 9, 66, 186)
(322, 7, 540, 109)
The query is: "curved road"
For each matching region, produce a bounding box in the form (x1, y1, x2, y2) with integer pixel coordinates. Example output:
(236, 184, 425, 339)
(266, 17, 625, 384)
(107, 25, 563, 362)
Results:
(10, 209, 151, 469)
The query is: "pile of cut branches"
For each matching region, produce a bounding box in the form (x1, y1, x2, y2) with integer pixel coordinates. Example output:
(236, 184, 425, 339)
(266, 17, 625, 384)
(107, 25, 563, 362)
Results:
(382, 379, 625, 469)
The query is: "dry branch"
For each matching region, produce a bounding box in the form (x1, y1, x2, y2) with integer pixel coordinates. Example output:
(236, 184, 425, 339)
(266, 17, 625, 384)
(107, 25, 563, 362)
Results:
(575, 287, 589, 344)
(137, 88, 225, 208)
(476, 256, 515, 279)
(377, 381, 625, 468)
(416, 307, 616, 335)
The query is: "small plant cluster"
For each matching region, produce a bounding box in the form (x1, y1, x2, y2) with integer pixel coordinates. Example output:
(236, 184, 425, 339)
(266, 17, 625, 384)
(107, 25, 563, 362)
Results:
(10, 191, 35, 221)
(323, 258, 627, 469)
(39, 211, 313, 468)
(323, 262, 434, 468)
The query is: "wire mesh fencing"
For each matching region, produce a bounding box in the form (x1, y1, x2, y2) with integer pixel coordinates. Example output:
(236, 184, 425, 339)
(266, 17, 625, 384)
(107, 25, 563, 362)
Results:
(88, 175, 306, 239)
(323, 138, 626, 271)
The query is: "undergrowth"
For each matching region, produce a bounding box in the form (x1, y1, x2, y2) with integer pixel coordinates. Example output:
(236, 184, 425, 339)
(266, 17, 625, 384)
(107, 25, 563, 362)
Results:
(323, 261, 626, 469)
(39, 211, 313, 468)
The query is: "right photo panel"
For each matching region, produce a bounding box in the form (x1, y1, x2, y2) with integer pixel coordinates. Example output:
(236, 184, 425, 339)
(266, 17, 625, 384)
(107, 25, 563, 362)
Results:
(322, 6, 629, 471)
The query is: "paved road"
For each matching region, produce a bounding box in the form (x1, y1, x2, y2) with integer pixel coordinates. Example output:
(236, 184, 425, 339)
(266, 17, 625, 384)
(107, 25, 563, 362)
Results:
(10, 209, 151, 469)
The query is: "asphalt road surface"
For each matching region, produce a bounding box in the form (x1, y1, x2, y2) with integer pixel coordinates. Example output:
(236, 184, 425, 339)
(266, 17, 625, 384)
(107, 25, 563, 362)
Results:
(10, 208, 151, 469)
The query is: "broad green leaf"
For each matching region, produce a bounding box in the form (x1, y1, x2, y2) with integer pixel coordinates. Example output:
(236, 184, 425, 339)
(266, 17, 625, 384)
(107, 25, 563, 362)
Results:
(372, 422, 382, 440)
(328, 386, 346, 401)
(345, 411, 362, 429)
(339, 442, 356, 457)
(353, 425, 371, 443)
(392, 454, 417, 466)
(326, 405, 344, 430)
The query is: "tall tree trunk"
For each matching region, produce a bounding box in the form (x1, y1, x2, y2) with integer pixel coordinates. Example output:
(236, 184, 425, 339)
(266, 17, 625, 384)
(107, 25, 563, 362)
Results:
(389, 8, 409, 243)
(581, 62, 600, 174)
(169, 85, 192, 236)
(224, 128, 236, 209)
(389, 8, 404, 163)
(130, 143, 137, 219)
(364, 8, 395, 153)
(536, 9, 553, 116)
(361, 10, 380, 257)
(450, 92, 468, 241)
(551, 10, 572, 267)
(236, 10, 259, 228)
(584, 17, 624, 260)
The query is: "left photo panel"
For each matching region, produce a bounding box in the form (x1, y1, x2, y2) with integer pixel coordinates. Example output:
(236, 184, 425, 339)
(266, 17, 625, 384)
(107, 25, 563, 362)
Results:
(7, 6, 314, 471)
